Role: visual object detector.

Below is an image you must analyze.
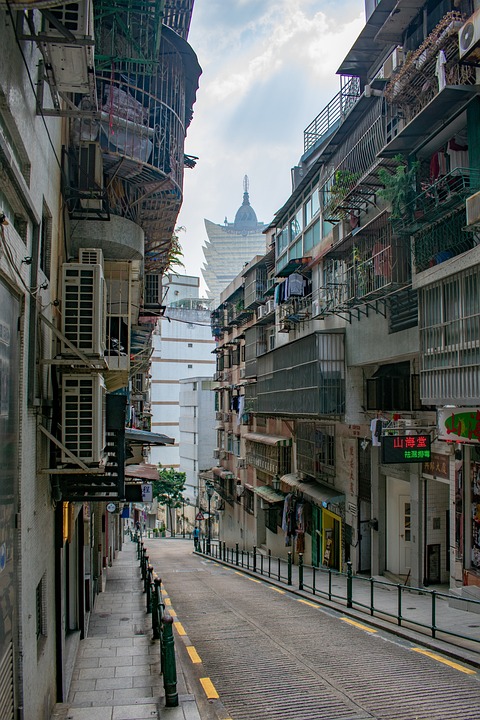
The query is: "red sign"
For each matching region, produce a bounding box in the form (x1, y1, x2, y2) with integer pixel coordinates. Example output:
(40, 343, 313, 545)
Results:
(195, 512, 204, 521)
(381, 434, 431, 464)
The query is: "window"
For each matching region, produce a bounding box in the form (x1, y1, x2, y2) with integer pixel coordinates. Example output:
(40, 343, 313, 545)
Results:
(304, 219, 320, 252)
(145, 274, 159, 304)
(188, 364, 193, 369)
(366, 362, 421, 411)
(276, 226, 289, 255)
(304, 190, 320, 226)
(244, 488, 254, 514)
(296, 421, 335, 480)
(36, 574, 47, 642)
(289, 208, 303, 240)
(188, 343, 193, 347)
(40, 202, 52, 279)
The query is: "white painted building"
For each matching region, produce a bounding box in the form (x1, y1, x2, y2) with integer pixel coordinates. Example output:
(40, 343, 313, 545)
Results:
(150, 274, 216, 468)
(179, 377, 217, 504)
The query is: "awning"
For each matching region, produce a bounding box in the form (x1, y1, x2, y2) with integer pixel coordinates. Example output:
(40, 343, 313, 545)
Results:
(253, 485, 285, 504)
(244, 432, 292, 447)
(275, 257, 312, 278)
(125, 428, 174, 445)
(125, 463, 159, 481)
(280, 473, 344, 508)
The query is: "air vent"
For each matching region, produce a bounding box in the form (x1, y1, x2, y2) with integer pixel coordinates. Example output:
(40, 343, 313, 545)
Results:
(61, 374, 106, 464)
(79, 247, 103, 265)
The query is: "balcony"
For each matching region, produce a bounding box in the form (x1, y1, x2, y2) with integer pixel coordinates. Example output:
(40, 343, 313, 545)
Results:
(381, 11, 478, 158)
(391, 168, 480, 273)
(255, 332, 345, 417)
(320, 102, 396, 223)
(304, 77, 361, 155)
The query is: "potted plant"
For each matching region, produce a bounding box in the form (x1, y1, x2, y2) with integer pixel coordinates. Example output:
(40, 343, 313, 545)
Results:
(377, 155, 419, 219)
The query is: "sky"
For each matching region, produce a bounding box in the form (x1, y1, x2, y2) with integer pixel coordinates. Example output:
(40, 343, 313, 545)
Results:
(176, 0, 366, 294)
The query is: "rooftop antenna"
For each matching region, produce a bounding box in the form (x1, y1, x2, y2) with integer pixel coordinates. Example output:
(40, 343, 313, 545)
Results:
(243, 175, 249, 194)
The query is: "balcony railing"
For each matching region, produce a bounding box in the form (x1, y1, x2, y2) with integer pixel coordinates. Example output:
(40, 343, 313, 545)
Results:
(304, 77, 361, 154)
(393, 168, 480, 236)
(384, 11, 472, 122)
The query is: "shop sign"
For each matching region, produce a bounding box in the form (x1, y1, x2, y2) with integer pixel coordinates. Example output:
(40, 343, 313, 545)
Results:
(422, 453, 450, 480)
(381, 435, 431, 464)
(141, 483, 153, 502)
(438, 407, 480, 443)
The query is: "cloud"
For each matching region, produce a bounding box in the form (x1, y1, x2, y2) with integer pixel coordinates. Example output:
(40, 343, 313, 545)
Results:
(177, 0, 365, 291)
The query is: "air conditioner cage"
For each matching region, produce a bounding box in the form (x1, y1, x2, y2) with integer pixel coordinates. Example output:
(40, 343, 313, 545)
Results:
(44, 0, 93, 37)
(77, 143, 104, 210)
(61, 374, 106, 464)
(61, 262, 106, 356)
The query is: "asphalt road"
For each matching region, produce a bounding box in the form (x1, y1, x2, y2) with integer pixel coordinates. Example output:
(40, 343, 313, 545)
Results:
(147, 539, 480, 720)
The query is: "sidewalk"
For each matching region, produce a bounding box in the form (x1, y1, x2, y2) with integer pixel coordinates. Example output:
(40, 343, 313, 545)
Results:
(51, 536, 203, 720)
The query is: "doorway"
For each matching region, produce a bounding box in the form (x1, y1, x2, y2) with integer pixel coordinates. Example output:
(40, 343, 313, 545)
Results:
(386, 476, 411, 576)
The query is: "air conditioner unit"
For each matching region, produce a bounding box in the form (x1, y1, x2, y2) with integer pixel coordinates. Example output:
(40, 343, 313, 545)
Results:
(61, 262, 106, 356)
(459, 9, 480, 63)
(381, 47, 404, 79)
(466, 191, 480, 226)
(61, 374, 105, 464)
(268, 332, 276, 350)
(265, 299, 275, 315)
(237, 458, 247, 469)
(77, 143, 104, 210)
(332, 221, 344, 246)
(213, 449, 220, 459)
(257, 304, 266, 319)
(43, 0, 95, 93)
(220, 450, 227, 459)
(79, 247, 104, 266)
(239, 367, 246, 379)
(215, 411, 223, 421)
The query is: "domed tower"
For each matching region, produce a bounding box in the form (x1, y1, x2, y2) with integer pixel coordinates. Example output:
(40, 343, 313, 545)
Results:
(202, 176, 268, 304)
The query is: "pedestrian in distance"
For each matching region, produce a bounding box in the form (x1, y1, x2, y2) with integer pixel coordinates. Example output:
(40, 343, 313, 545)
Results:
(193, 526, 200, 551)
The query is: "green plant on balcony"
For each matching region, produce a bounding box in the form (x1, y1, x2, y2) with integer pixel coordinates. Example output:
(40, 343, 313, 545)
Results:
(325, 169, 360, 218)
(378, 155, 419, 219)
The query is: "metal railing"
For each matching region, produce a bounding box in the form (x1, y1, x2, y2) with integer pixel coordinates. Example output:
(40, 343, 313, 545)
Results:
(198, 541, 480, 653)
(304, 76, 361, 153)
(132, 531, 178, 707)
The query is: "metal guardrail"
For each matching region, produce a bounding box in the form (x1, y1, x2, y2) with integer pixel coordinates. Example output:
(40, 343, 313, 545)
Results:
(201, 541, 480, 652)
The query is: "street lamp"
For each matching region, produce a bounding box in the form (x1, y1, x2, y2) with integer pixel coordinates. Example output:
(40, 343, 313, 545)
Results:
(206, 481, 214, 555)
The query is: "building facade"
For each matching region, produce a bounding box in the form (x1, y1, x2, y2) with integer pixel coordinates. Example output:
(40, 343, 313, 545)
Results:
(212, 0, 480, 595)
(149, 274, 216, 468)
(0, 0, 200, 717)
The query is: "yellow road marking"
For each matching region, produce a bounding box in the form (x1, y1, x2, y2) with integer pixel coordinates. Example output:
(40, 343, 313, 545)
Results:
(247, 577, 261, 583)
(234, 571, 243, 576)
(186, 645, 202, 664)
(341, 617, 377, 633)
(412, 648, 476, 674)
(269, 587, 285, 594)
(200, 677, 219, 699)
(174, 621, 186, 636)
(164, 598, 172, 606)
(298, 599, 318, 608)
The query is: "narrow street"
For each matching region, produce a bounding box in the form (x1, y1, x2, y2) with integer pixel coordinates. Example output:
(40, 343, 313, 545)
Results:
(148, 539, 480, 720)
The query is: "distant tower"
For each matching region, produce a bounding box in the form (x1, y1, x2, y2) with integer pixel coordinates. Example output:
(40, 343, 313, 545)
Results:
(202, 176, 268, 305)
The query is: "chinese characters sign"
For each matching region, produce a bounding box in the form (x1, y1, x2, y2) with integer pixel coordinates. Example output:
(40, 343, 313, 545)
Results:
(381, 435, 431, 464)
(438, 407, 480, 444)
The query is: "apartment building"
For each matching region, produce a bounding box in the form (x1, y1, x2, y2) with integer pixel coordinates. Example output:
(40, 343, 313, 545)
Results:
(0, 0, 200, 717)
(212, 0, 480, 594)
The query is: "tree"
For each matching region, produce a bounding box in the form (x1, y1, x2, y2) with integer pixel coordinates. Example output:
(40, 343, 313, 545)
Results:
(152, 466, 186, 536)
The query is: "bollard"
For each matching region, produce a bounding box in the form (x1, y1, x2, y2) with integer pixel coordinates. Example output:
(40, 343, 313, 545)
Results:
(253, 546, 257, 573)
(223, 541, 226, 561)
(287, 551, 292, 586)
(162, 616, 178, 707)
(346, 561, 353, 608)
(143, 555, 150, 594)
(152, 577, 160, 639)
(268, 549, 271, 578)
(146, 565, 153, 613)
(298, 553, 304, 590)
(235, 543, 239, 566)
